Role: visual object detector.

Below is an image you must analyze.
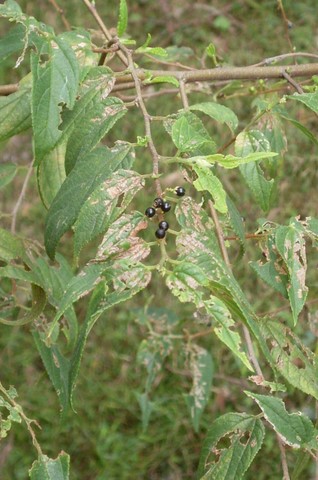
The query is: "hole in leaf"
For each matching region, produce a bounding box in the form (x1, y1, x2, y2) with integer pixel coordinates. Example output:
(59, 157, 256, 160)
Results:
(292, 357, 306, 369)
(239, 430, 251, 446)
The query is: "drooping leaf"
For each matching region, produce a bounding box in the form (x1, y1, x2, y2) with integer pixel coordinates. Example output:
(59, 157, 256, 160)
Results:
(193, 165, 227, 214)
(197, 413, 265, 479)
(279, 113, 318, 146)
(136, 392, 154, 432)
(275, 221, 308, 324)
(73, 170, 144, 259)
(260, 319, 318, 400)
(288, 91, 318, 113)
(245, 392, 318, 450)
(117, 0, 128, 36)
(137, 336, 172, 393)
(0, 23, 25, 64)
(37, 140, 67, 208)
(31, 36, 79, 164)
(235, 130, 277, 212)
(0, 163, 17, 189)
(189, 102, 238, 132)
(226, 196, 246, 253)
(29, 452, 70, 480)
(44, 143, 135, 259)
(185, 346, 214, 432)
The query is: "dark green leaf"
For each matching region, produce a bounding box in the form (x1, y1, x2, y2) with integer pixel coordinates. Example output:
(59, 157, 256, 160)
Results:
(29, 452, 70, 480)
(0, 82, 32, 142)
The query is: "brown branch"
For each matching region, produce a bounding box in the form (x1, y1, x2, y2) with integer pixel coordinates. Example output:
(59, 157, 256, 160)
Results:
(282, 70, 304, 94)
(251, 52, 318, 67)
(81, 0, 128, 67)
(277, 0, 294, 56)
(48, 0, 71, 30)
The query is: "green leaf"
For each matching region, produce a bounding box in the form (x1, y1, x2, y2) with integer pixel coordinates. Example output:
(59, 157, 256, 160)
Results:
(260, 319, 318, 400)
(0, 163, 17, 189)
(29, 452, 70, 480)
(136, 46, 168, 57)
(275, 222, 308, 324)
(279, 113, 318, 146)
(204, 297, 253, 371)
(189, 102, 238, 132)
(197, 413, 265, 479)
(136, 392, 154, 431)
(0, 23, 25, 64)
(143, 75, 179, 87)
(235, 132, 276, 212)
(205, 43, 216, 58)
(0, 385, 22, 439)
(226, 196, 246, 253)
(185, 346, 214, 432)
(0, 283, 46, 326)
(0, 83, 32, 142)
(0, 0, 23, 18)
(117, 0, 128, 36)
(31, 36, 79, 164)
(44, 143, 134, 259)
(37, 140, 67, 208)
(287, 91, 318, 113)
(0, 228, 27, 263)
(73, 170, 144, 259)
(193, 165, 227, 214)
(171, 112, 215, 153)
(245, 392, 318, 449)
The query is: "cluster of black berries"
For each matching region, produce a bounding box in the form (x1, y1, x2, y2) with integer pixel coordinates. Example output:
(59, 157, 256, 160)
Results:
(145, 186, 186, 239)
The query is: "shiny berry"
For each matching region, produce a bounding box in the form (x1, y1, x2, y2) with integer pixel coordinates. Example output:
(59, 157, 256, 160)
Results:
(161, 201, 171, 212)
(155, 228, 166, 239)
(175, 186, 185, 197)
(153, 197, 164, 208)
(145, 207, 156, 218)
(159, 220, 169, 231)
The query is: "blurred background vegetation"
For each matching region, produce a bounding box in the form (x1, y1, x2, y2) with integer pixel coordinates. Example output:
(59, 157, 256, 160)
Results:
(1, 1, 318, 478)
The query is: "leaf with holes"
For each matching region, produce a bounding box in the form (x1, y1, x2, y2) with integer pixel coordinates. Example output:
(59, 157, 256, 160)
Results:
(245, 392, 318, 450)
(29, 452, 70, 480)
(185, 345, 214, 432)
(31, 36, 79, 164)
(275, 221, 308, 324)
(260, 319, 318, 400)
(0, 386, 22, 439)
(197, 413, 265, 479)
(74, 170, 144, 259)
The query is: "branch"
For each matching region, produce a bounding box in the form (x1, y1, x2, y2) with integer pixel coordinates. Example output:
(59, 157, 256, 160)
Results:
(47, 0, 71, 30)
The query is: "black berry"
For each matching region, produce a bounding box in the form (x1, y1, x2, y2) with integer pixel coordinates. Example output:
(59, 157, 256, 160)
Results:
(153, 197, 164, 208)
(161, 201, 171, 213)
(175, 186, 185, 197)
(159, 220, 169, 231)
(145, 207, 156, 218)
(155, 228, 166, 239)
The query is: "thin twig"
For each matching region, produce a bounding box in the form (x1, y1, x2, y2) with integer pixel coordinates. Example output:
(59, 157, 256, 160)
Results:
(11, 162, 33, 234)
(277, 0, 294, 56)
(48, 0, 71, 30)
(179, 79, 189, 109)
(81, 0, 128, 66)
(250, 52, 318, 67)
(282, 70, 304, 94)
(118, 42, 162, 196)
(0, 381, 42, 457)
(278, 435, 291, 480)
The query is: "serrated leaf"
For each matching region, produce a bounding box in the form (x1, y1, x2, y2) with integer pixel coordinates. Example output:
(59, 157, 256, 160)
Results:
(189, 102, 238, 132)
(31, 36, 79, 164)
(260, 319, 318, 400)
(193, 165, 227, 214)
(29, 452, 70, 480)
(73, 170, 144, 259)
(275, 222, 308, 324)
(0, 23, 25, 63)
(288, 91, 318, 113)
(246, 392, 318, 449)
(0, 83, 32, 142)
(185, 346, 214, 432)
(235, 131, 276, 212)
(204, 297, 252, 370)
(171, 112, 215, 153)
(45, 143, 134, 260)
(197, 413, 265, 479)
(0, 163, 17, 189)
(117, 0, 128, 36)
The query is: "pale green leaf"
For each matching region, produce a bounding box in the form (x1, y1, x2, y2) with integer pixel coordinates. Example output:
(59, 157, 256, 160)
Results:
(136, 46, 168, 57)
(279, 113, 318, 146)
(45, 143, 135, 259)
(31, 36, 79, 164)
(73, 170, 144, 259)
(136, 392, 154, 431)
(29, 452, 70, 480)
(245, 392, 318, 449)
(288, 91, 318, 113)
(143, 75, 179, 87)
(0, 163, 17, 189)
(185, 346, 214, 432)
(171, 112, 215, 153)
(0, 228, 27, 263)
(197, 413, 265, 479)
(117, 0, 128, 37)
(193, 165, 227, 213)
(275, 222, 308, 324)
(189, 102, 238, 132)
